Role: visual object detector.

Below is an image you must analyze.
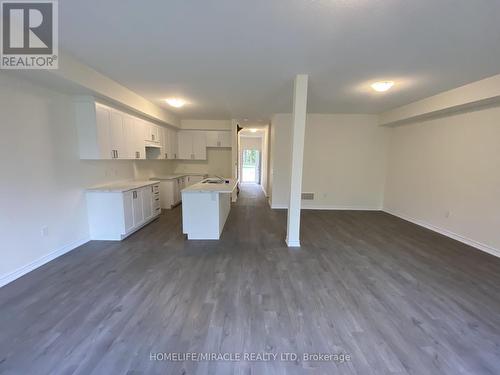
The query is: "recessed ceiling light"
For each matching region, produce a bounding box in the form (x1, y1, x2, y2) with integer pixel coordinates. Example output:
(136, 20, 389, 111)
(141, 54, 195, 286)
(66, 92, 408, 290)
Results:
(249, 129, 258, 133)
(243, 118, 249, 122)
(371, 81, 394, 92)
(165, 98, 187, 108)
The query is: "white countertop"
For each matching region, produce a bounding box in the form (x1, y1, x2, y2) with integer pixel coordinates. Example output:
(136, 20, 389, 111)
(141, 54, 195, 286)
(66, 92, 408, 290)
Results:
(150, 173, 208, 181)
(86, 180, 160, 193)
(182, 178, 238, 193)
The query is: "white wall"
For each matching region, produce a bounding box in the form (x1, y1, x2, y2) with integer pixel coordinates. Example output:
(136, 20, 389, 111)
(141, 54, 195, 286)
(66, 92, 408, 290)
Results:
(0, 73, 179, 286)
(270, 114, 388, 209)
(181, 119, 231, 130)
(0, 74, 120, 284)
(384, 106, 500, 256)
(173, 149, 232, 177)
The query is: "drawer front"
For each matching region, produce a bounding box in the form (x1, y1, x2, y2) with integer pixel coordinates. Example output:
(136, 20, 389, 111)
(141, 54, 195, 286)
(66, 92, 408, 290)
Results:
(153, 196, 161, 209)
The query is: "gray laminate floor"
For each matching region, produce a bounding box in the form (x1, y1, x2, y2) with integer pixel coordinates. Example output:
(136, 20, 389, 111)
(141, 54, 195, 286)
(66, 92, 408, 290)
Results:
(1, 183, 499, 375)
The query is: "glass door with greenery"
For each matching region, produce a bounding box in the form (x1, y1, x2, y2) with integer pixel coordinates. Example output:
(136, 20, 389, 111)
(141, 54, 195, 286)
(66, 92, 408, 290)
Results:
(241, 149, 260, 183)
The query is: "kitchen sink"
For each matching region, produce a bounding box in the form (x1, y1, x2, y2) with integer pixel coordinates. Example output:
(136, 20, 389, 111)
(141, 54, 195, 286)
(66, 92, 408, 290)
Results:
(202, 180, 226, 184)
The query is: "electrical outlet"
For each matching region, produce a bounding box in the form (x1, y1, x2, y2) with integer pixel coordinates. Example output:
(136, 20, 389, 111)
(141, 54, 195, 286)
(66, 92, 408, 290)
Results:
(41, 226, 49, 237)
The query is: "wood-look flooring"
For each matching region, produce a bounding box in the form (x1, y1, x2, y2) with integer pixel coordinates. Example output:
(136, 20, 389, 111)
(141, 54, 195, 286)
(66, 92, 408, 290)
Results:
(1, 183, 499, 375)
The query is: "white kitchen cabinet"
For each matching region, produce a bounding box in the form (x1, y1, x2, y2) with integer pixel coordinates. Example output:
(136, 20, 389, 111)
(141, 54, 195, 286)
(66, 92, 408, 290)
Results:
(86, 182, 160, 240)
(156, 175, 207, 209)
(95, 104, 112, 159)
(123, 191, 135, 233)
(206, 131, 231, 148)
(123, 115, 146, 159)
(142, 185, 153, 221)
(192, 132, 207, 159)
(109, 110, 127, 159)
(76, 99, 166, 160)
(144, 121, 160, 143)
(161, 127, 178, 160)
(169, 129, 179, 159)
(177, 131, 207, 160)
(76, 102, 115, 159)
(77, 101, 133, 160)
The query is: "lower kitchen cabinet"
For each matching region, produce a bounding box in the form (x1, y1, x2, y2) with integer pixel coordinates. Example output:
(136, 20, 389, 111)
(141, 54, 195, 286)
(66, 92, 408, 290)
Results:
(156, 174, 207, 209)
(86, 182, 160, 240)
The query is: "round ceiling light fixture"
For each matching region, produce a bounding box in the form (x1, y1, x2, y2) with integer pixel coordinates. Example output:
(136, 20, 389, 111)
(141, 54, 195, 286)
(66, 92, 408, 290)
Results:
(165, 98, 187, 108)
(371, 81, 395, 92)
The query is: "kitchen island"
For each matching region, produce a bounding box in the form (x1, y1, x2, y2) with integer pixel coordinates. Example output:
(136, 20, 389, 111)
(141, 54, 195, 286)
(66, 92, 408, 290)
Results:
(181, 178, 238, 240)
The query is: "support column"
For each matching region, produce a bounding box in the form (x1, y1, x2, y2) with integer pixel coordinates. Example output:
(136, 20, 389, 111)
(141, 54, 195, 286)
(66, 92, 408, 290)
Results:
(286, 74, 308, 247)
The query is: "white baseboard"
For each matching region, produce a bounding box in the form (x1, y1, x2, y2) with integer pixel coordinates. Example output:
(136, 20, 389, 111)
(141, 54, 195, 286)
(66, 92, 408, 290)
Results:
(0, 237, 90, 288)
(271, 204, 287, 209)
(270, 204, 382, 211)
(301, 205, 382, 211)
(384, 209, 500, 259)
(286, 238, 301, 247)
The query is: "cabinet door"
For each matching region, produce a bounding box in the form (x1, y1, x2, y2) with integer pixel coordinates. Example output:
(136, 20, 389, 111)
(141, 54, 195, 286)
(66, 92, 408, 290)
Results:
(123, 115, 136, 159)
(95, 105, 112, 159)
(142, 186, 153, 221)
(177, 131, 193, 159)
(192, 131, 207, 160)
(151, 126, 160, 143)
(109, 111, 126, 159)
(123, 191, 135, 233)
(205, 131, 218, 147)
(132, 189, 144, 227)
(169, 129, 178, 159)
(133, 119, 145, 159)
(219, 131, 231, 147)
(161, 127, 168, 159)
(174, 178, 181, 204)
(143, 121, 151, 141)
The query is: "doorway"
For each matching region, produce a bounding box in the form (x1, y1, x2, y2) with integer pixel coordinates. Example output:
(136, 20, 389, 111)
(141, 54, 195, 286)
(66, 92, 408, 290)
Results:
(241, 149, 260, 183)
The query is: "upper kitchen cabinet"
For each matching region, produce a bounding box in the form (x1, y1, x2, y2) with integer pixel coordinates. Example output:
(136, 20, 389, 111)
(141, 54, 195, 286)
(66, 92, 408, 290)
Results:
(123, 115, 146, 159)
(177, 131, 207, 160)
(76, 101, 126, 160)
(143, 121, 161, 144)
(161, 127, 178, 160)
(206, 131, 231, 148)
(75, 99, 173, 160)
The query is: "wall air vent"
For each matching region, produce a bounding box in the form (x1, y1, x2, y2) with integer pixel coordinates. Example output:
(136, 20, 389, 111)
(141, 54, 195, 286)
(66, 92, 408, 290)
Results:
(301, 192, 314, 200)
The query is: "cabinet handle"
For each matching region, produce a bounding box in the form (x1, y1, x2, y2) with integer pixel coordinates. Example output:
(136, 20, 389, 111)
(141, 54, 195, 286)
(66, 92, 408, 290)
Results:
(165, 153, 168, 159)
(116, 150, 119, 158)
(133, 191, 137, 199)
(136, 151, 140, 159)
(217, 141, 221, 147)
(152, 134, 155, 141)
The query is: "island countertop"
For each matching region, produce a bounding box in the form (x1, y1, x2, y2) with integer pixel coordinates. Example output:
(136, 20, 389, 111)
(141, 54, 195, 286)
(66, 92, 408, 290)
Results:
(182, 178, 238, 193)
(150, 173, 208, 181)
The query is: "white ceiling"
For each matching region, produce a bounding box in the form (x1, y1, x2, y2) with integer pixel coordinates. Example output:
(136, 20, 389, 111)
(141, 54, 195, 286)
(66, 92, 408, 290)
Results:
(60, 0, 500, 120)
